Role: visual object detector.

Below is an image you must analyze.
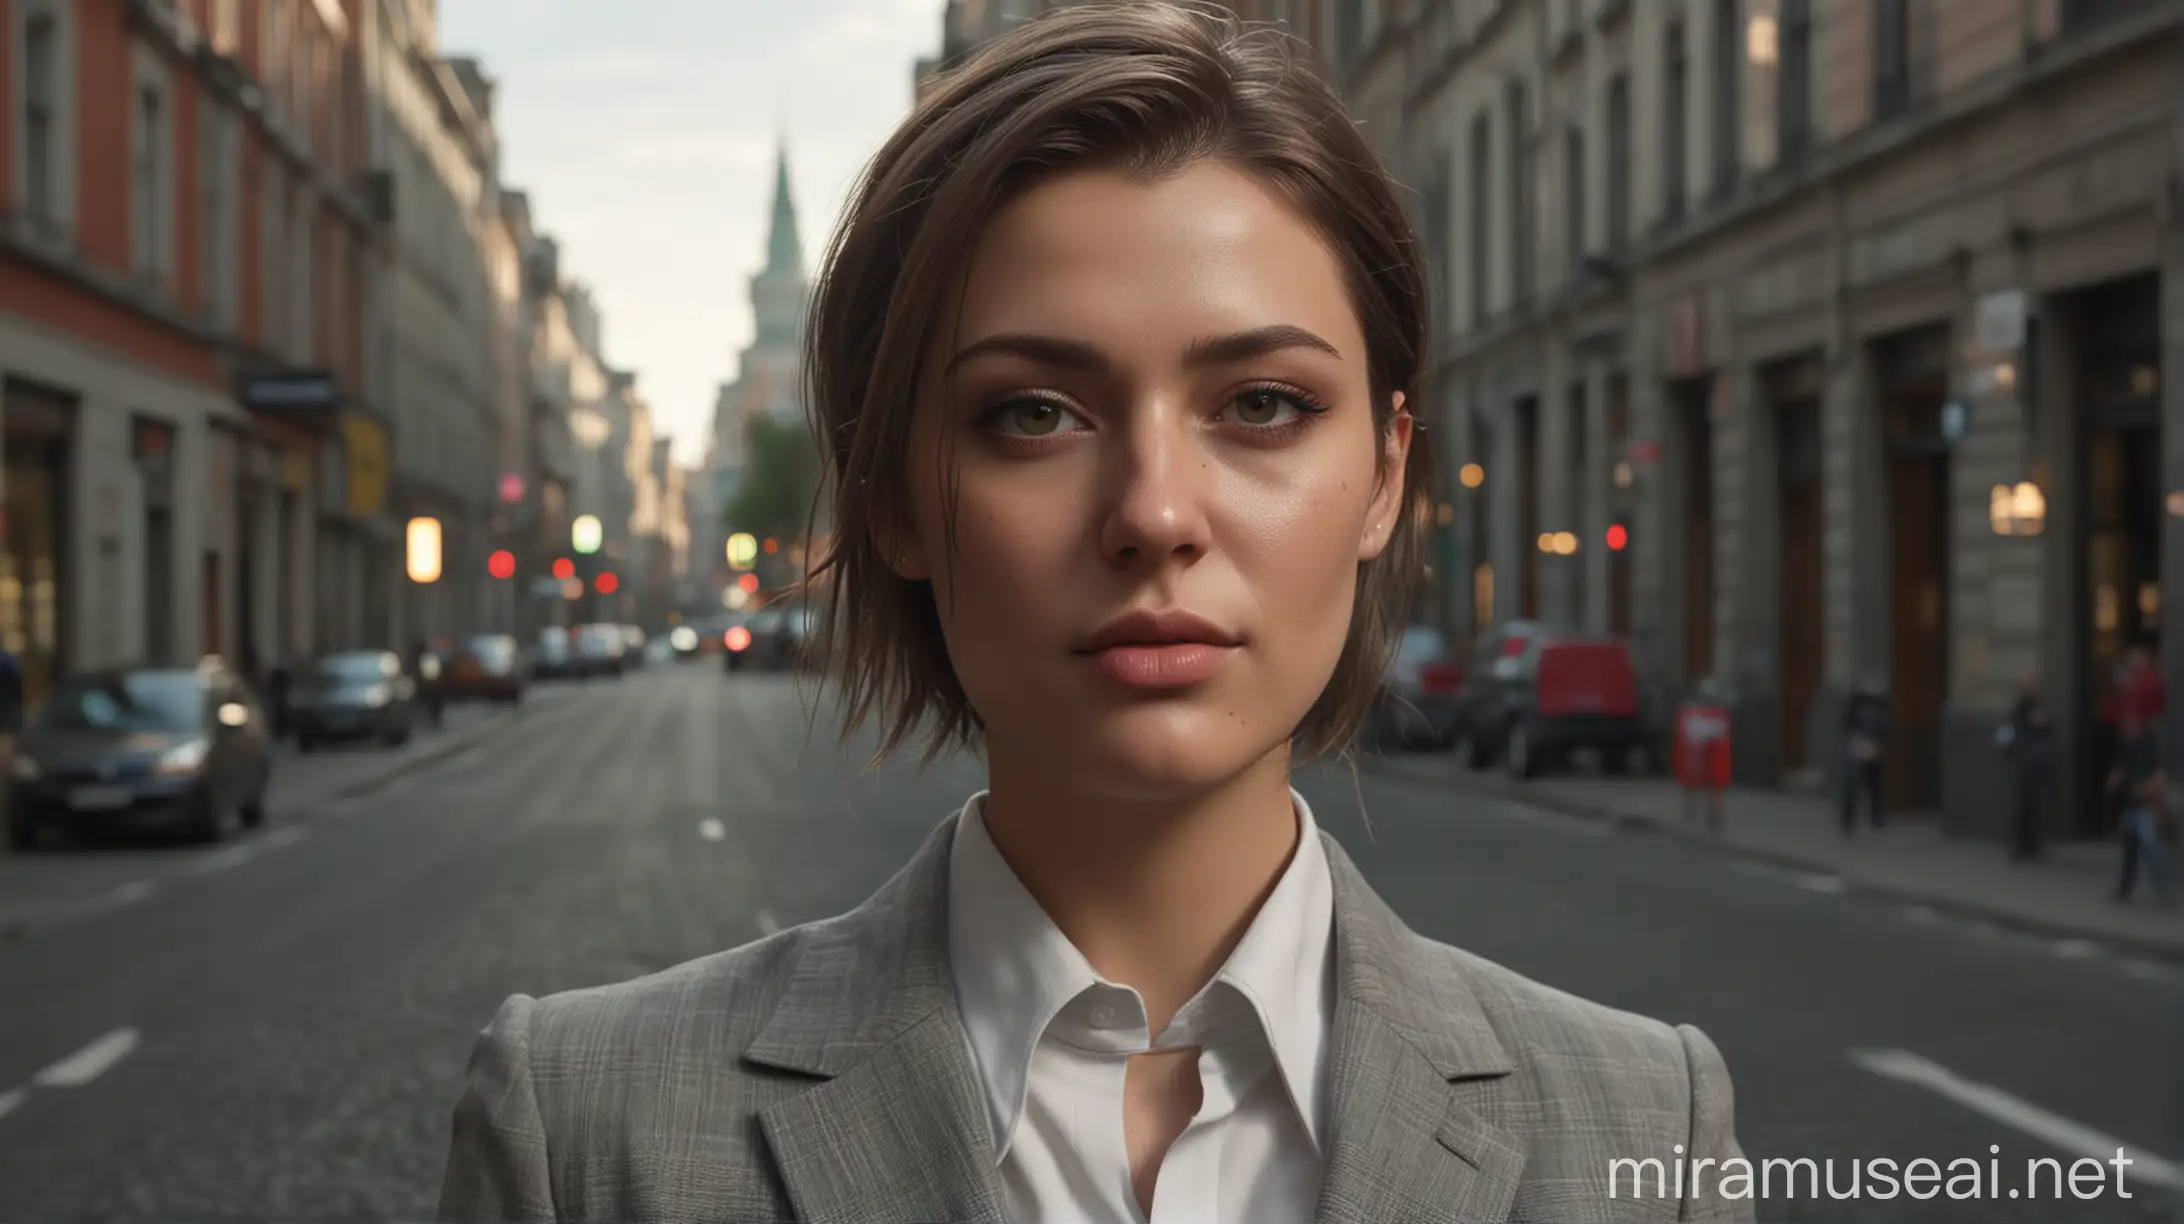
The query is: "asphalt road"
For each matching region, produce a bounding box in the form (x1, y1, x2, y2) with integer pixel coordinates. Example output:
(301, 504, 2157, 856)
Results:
(0, 666, 2174, 1222)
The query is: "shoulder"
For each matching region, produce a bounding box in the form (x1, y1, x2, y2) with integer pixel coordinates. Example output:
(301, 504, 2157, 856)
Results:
(1397, 930, 1744, 1213)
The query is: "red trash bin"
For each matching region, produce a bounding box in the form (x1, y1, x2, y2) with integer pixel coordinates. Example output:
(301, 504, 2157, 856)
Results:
(1675, 701, 1731, 832)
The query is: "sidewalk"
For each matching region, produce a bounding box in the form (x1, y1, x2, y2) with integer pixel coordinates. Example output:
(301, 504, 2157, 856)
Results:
(1373, 754, 2183, 961)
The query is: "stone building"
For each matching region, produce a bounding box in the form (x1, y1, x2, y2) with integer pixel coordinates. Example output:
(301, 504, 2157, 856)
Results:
(1346, 0, 2181, 843)
(0, 0, 393, 705)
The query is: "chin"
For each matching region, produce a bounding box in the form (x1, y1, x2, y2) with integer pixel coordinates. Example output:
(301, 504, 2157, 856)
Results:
(1066, 703, 1291, 801)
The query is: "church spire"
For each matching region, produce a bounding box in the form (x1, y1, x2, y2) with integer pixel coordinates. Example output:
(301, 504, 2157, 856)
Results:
(764, 141, 802, 278)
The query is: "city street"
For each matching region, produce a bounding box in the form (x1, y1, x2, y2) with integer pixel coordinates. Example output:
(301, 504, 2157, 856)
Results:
(0, 666, 2174, 1222)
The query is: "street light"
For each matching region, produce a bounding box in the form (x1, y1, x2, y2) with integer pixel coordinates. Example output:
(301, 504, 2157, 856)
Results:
(406, 517, 442, 583)
(727, 532, 758, 570)
(572, 514, 603, 554)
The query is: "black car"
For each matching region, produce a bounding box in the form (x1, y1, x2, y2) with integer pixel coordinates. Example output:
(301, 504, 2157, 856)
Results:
(289, 650, 418, 749)
(7, 662, 274, 847)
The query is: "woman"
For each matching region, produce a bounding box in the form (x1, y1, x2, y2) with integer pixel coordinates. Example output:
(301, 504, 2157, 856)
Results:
(438, 6, 1747, 1222)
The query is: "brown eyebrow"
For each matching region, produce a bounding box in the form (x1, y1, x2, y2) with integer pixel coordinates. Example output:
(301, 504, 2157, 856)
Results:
(945, 324, 1343, 375)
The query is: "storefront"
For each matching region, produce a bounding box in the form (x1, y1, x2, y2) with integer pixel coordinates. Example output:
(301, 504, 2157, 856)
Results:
(1, 377, 74, 714)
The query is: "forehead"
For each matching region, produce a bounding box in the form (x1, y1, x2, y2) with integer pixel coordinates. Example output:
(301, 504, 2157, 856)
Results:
(952, 162, 1361, 358)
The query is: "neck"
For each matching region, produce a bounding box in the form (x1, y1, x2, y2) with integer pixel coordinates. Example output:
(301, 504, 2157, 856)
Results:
(979, 745, 1301, 1034)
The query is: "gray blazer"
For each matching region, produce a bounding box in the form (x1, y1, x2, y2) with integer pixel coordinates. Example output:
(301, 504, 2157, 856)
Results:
(440, 818, 1751, 1223)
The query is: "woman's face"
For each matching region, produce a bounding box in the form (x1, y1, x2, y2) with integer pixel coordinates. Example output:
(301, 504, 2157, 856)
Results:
(897, 161, 1409, 799)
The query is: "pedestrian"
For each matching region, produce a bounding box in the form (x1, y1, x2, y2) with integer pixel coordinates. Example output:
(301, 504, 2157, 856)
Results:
(1997, 671, 2052, 861)
(2110, 701, 2174, 904)
(436, 8, 1750, 1222)
(1839, 673, 1889, 835)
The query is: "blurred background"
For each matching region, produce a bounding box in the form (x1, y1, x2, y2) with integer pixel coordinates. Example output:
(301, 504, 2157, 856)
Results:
(0, 0, 2179, 1220)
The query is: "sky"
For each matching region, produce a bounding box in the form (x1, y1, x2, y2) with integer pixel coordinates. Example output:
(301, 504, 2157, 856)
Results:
(436, 0, 943, 466)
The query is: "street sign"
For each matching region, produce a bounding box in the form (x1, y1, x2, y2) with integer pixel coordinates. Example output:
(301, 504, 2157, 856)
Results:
(238, 370, 340, 410)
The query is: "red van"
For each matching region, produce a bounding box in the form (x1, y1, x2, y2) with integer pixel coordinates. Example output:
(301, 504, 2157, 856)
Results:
(1450, 625, 1646, 779)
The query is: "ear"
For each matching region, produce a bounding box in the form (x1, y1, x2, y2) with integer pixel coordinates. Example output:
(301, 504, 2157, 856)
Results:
(1358, 393, 1413, 562)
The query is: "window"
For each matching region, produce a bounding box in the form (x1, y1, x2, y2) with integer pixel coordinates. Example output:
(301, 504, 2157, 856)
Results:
(289, 192, 314, 362)
(21, 11, 59, 227)
(1711, 0, 1739, 194)
(1565, 125, 1586, 282)
(1506, 80, 1533, 307)
(131, 75, 173, 284)
(1663, 20, 1688, 222)
(1778, 0, 1812, 159)
(1605, 74, 1631, 250)
(198, 104, 237, 327)
(211, 0, 241, 55)
(262, 171, 288, 350)
(1874, 0, 1910, 118)
(1469, 109, 1492, 325)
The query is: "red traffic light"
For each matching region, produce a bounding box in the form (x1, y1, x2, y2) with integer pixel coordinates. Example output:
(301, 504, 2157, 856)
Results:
(763, 537, 779, 554)
(596, 572, 619, 595)
(552, 557, 575, 580)
(737, 572, 760, 593)
(1606, 524, 1629, 552)
(487, 549, 516, 580)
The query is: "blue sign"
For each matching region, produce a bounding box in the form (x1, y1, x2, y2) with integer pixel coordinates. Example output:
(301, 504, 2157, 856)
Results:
(238, 371, 340, 410)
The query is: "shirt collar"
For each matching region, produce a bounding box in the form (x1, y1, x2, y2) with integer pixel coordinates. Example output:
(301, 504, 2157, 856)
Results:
(946, 789, 1335, 1160)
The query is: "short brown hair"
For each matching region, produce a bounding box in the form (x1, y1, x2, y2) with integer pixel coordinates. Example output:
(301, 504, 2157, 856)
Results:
(803, 0, 1432, 765)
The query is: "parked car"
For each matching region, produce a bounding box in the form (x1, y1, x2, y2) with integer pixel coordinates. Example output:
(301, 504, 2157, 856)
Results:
(290, 650, 418, 750)
(1449, 623, 1646, 778)
(7, 661, 274, 847)
(532, 628, 580, 680)
(575, 623, 628, 677)
(447, 634, 527, 704)
(1365, 624, 1464, 751)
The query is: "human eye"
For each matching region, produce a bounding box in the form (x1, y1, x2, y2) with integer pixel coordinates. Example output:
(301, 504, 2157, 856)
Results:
(1221, 383, 1330, 435)
(981, 394, 1088, 440)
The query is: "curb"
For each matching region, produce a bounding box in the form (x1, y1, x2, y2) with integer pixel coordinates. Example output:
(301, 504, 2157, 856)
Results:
(1365, 755, 2184, 965)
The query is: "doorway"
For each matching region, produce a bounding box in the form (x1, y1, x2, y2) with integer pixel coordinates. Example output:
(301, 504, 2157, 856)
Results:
(2, 378, 73, 716)
(1878, 327, 1953, 815)
(2073, 273, 2162, 836)
(1515, 395, 1540, 619)
(1675, 377, 1716, 687)
(1774, 367, 1825, 773)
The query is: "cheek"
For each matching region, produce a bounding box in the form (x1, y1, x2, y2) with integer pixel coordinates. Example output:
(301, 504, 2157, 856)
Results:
(918, 463, 1086, 645)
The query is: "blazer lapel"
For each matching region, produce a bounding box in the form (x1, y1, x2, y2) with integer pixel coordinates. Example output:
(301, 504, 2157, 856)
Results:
(1315, 838, 1527, 1224)
(745, 816, 1008, 1224)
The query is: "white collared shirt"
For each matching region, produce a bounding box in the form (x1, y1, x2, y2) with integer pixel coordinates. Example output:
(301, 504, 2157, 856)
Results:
(947, 790, 1336, 1224)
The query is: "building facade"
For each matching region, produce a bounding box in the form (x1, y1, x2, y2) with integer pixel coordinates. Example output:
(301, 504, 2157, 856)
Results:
(365, 0, 497, 648)
(1353, 0, 2181, 843)
(0, 0, 394, 710)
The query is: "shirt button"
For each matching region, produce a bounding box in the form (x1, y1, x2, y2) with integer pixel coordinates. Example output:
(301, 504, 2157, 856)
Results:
(1088, 1003, 1117, 1028)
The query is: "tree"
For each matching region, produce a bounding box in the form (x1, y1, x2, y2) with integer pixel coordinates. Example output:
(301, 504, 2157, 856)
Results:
(723, 413, 819, 541)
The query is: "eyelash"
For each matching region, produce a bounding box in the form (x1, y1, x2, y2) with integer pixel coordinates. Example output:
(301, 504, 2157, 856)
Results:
(977, 382, 1332, 446)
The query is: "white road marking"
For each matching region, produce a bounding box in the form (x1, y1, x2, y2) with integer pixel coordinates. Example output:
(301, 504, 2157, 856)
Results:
(33, 1029, 141, 1088)
(2050, 939, 2100, 960)
(756, 909, 782, 936)
(106, 881, 155, 907)
(191, 843, 263, 874)
(1793, 872, 1847, 894)
(1850, 1048, 2184, 1191)
(698, 819, 726, 843)
(263, 826, 309, 849)
(0, 1088, 24, 1121)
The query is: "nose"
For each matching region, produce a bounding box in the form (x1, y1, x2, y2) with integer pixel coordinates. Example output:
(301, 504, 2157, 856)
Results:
(1097, 405, 1213, 568)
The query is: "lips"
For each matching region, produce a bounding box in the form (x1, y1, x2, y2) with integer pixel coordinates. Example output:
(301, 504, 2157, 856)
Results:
(1074, 608, 1240, 690)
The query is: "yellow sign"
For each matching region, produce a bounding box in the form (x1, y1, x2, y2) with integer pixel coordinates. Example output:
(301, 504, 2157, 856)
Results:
(341, 413, 390, 518)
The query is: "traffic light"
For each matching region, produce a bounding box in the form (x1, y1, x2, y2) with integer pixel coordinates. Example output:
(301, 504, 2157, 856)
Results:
(737, 572, 760, 594)
(596, 572, 619, 595)
(552, 557, 575, 580)
(488, 550, 516, 579)
(1607, 524, 1629, 552)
